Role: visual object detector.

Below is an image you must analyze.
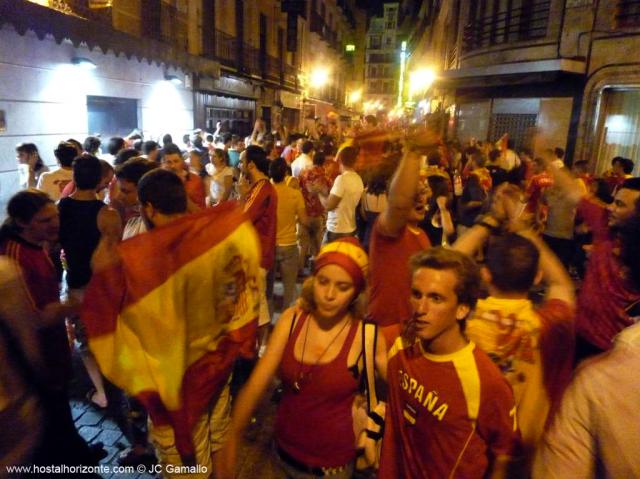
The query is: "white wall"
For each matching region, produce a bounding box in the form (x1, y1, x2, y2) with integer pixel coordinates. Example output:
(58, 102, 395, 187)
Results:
(0, 24, 194, 215)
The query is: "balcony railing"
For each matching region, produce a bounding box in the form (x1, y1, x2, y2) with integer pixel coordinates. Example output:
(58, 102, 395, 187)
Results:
(282, 63, 298, 88)
(213, 29, 237, 67)
(242, 43, 261, 76)
(462, 0, 550, 53)
(615, 0, 640, 28)
(264, 54, 281, 81)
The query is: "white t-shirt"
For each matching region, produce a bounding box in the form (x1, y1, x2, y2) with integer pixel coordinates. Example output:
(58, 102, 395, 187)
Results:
(326, 170, 364, 233)
(291, 153, 313, 178)
(122, 215, 147, 240)
(36, 168, 73, 201)
(207, 165, 234, 204)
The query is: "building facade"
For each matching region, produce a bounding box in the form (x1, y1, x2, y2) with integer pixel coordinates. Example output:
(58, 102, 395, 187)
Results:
(364, 2, 400, 114)
(402, 0, 640, 176)
(0, 0, 366, 213)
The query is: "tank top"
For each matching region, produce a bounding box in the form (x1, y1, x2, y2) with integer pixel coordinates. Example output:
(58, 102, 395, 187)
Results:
(275, 312, 360, 468)
(58, 197, 104, 288)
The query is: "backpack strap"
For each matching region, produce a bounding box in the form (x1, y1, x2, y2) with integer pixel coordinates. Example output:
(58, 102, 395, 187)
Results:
(361, 321, 378, 412)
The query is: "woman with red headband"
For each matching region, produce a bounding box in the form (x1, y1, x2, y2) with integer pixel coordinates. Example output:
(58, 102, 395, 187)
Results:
(216, 238, 387, 478)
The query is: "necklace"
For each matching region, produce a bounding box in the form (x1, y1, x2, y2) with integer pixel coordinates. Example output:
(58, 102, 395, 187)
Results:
(293, 315, 352, 393)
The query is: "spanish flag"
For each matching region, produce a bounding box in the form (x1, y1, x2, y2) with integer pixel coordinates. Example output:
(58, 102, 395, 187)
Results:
(81, 202, 261, 462)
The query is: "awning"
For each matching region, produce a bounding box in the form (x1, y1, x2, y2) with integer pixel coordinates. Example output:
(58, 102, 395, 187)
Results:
(0, 0, 220, 78)
(436, 59, 586, 89)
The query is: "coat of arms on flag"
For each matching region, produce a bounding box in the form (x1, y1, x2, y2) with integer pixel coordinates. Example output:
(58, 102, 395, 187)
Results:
(81, 203, 261, 463)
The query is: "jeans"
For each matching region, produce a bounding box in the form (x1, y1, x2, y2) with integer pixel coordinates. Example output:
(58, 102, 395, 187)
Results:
(268, 245, 300, 316)
(298, 216, 325, 270)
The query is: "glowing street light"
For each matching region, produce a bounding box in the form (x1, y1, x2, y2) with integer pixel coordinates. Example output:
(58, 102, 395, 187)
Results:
(309, 67, 330, 89)
(409, 68, 436, 99)
(349, 89, 362, 104)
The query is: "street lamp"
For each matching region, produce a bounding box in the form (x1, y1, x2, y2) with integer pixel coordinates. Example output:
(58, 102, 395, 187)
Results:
(309, 67, 330, 89)
(409, 68, 436, 99)
(349, 89, 362, 104)
(71, 57, 97, 70)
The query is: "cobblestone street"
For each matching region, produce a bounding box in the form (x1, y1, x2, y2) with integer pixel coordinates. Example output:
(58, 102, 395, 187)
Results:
(70, 362, 281, 479)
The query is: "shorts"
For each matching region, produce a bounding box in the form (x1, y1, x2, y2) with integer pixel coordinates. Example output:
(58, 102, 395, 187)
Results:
(148, 379, 232, 478)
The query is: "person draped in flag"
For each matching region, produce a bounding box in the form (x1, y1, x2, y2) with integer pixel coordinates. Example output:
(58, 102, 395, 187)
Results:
(379, 247, 522, 479)
(215, 238, 387, 479)
(83, 169, 262, 478)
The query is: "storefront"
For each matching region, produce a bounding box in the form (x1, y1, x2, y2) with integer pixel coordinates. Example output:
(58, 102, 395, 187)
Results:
(439, 59, 585, 158)
(194, 75, 258, 138)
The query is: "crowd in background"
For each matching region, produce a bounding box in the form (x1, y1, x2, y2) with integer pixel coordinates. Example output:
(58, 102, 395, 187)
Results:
(1, 112, 640, 478)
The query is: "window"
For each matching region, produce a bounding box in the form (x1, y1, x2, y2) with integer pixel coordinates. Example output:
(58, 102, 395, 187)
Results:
(594, 88, 640, 176)
(614, 0, 640, 28)
(463, 0, 550, 52)
(87, 96, 138, 138)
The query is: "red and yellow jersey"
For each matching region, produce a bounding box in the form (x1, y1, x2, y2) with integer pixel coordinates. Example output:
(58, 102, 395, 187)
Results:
(379, 340, 521, 479)
(467, 297, 574, 462)
(244, 178, 277, 270)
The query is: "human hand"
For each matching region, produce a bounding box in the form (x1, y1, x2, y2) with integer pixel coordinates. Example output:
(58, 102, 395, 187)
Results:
(436, 195, 448, 211)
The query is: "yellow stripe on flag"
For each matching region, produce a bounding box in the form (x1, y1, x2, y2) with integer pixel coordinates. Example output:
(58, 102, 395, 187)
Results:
(89, 221, 260, 410)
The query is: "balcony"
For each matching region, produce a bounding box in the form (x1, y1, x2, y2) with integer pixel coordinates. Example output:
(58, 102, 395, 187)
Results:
(242, 43, 260, 76)
(264, 54, 281, 82)
(615, 0, 640, 28)
(213, 29, 237, 68)
(282, 62, 298, 88)
(462, 0, 550, 53)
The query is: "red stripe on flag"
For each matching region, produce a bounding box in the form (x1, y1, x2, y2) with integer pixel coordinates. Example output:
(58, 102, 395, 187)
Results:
(82, 260, 126, 338)
(134, 319, 257, 460)
(119, 201, 247, 308)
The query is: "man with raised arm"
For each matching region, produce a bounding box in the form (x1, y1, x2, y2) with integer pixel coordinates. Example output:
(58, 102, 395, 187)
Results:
(368, 129, 439, 347)
(542, 159, 640, 360)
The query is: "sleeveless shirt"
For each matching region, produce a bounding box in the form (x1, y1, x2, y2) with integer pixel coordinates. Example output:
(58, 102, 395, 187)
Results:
(275, 313, 360, 468)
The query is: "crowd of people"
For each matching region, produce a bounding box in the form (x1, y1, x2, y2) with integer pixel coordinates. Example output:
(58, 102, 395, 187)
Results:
(1, 113, 640, 479)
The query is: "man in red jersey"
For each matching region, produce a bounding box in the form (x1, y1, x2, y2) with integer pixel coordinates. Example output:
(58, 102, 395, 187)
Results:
(544, 160, 640, 360)
(239, 145, 277, 341)
(368, 130, 438, 348)
(0, 189, 105, 466)
(379, 248, 522, 479)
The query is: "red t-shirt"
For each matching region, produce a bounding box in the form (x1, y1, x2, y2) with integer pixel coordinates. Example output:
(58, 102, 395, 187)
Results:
(243, 179, 277, 270)
(379, 341, 521, 479)
(0, 235, 71, 387)
(299, 166, 330, 217)
(576, 197, 640, 350)
(184, 172, 206, 209)
(368, 220, 431, 328)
